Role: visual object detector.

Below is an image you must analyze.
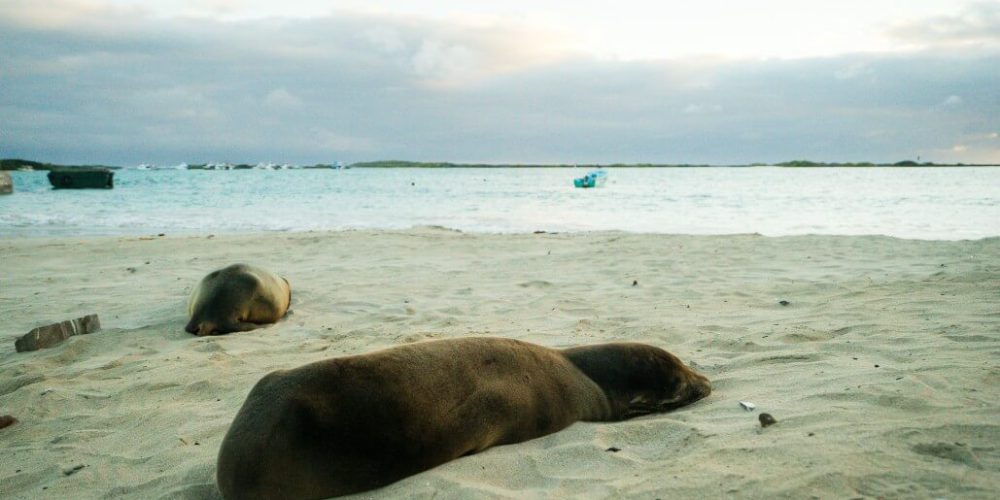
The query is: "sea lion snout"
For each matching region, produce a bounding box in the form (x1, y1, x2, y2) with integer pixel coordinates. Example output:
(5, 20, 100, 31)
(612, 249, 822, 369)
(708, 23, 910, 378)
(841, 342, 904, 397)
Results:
(653, 362, 711, 411)
(184, 320, 208, 335)
(685, 372, 712, 401)
(668, 358, 712, 406)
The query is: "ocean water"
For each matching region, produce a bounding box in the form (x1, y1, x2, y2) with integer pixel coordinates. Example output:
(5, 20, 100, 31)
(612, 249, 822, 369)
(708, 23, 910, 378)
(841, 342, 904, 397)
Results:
(1, 167, 998, 240)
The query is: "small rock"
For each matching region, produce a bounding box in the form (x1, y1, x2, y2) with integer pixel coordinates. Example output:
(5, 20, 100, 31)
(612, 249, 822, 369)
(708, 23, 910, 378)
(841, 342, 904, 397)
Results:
(606, 447, 621, 453)
(0, 415, 17, 429)
(632, 280, 638, 286)
(778, 300, 790, 306)
(759, 413, 777, 427)
(15, 314, 101, 352)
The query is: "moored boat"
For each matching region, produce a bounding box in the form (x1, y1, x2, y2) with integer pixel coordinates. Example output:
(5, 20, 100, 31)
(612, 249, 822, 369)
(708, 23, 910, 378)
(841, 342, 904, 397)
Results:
(573, 169, 608, 188)
(47, 168, 115, 189)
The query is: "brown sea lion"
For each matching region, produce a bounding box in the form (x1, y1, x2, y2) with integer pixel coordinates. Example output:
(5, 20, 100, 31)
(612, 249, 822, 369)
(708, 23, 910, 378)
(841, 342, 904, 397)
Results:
(216, 337, 711, 499)
(185, 264, 291, 336)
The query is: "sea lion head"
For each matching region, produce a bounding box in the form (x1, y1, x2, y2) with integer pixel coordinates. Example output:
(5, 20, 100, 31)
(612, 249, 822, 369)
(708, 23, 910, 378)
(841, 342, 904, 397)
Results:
(563, 342, 711, 419)
(621, 344, 712, 416)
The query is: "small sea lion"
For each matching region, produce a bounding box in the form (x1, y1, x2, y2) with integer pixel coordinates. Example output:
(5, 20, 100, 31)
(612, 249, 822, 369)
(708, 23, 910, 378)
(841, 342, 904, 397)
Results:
(185, 264, 291, 336)
(216, 337, 710, 499)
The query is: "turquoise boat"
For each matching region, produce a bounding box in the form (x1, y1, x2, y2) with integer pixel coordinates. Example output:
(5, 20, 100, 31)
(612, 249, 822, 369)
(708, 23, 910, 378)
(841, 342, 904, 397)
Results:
(573, 169, 607, 188)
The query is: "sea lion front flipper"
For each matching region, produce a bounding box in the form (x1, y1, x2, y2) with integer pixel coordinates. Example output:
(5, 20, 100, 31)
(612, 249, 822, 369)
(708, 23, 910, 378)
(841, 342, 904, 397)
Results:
(194, 320, 263, 336)
(227, 321, 264, 333)
(231, 321, 267, 332)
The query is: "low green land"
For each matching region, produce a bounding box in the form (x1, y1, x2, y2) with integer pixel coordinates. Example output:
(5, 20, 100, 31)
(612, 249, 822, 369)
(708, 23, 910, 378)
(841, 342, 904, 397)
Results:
(350, 161, 718, 168)
(0, 159, 121, 171)
(325, 160, 998, 168)
(771, 160, 958, 167)
(0, 159, 339, 171)
(2, 158, 995, 171)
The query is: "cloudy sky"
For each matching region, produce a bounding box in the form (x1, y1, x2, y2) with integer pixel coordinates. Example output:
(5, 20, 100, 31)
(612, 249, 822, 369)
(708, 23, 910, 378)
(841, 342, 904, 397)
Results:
(1, 0, 998, 165)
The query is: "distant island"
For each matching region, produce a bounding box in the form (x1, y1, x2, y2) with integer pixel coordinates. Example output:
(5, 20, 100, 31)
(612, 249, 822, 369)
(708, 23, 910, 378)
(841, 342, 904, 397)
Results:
(1, 158, 995, 171)
(353, 160, 997, 168)
(0, 159, 343, 171)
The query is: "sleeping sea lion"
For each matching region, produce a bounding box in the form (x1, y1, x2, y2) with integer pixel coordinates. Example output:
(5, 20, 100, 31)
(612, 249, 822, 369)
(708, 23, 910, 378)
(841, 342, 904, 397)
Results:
(216, 336, 710, 499)
(185, 264, 291, 336)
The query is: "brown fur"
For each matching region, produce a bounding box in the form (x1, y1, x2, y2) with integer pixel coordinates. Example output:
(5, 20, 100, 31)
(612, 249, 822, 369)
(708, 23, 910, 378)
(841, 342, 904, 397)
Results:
(216, 337, 710, 499)
(185, 264, 291, 336)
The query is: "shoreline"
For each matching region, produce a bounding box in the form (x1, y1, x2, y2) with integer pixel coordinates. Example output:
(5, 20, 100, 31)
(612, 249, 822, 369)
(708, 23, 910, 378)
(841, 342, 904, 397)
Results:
(3, 226, 999, 243)
(1, 230, 998, 498)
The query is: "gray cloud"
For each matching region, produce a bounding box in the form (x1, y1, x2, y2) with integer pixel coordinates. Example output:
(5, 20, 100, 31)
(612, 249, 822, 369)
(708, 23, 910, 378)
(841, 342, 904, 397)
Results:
(1, 2, 998, 165)
(889, 1, 1000, 48)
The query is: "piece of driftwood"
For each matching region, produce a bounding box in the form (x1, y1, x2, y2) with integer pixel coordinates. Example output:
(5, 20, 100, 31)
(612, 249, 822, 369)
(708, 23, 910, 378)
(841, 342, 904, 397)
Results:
(15, 314, 101, 352)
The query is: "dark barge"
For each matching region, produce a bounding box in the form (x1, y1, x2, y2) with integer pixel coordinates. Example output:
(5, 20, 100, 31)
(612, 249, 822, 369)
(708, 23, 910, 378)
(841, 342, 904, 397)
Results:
(48, 168, 115, 189)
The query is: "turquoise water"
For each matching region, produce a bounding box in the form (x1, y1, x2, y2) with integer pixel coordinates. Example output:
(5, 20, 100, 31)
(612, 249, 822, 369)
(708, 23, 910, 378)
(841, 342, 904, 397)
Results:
(1, 167, 998, 239)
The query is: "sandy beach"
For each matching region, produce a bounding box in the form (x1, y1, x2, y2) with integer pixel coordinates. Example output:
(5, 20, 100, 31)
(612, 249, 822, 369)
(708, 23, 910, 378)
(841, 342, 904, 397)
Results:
(1, 229, 997, 499)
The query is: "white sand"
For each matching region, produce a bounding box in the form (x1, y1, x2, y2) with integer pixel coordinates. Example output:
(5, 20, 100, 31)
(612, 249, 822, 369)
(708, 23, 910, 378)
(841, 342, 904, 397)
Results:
(1, 229, 998, 499)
